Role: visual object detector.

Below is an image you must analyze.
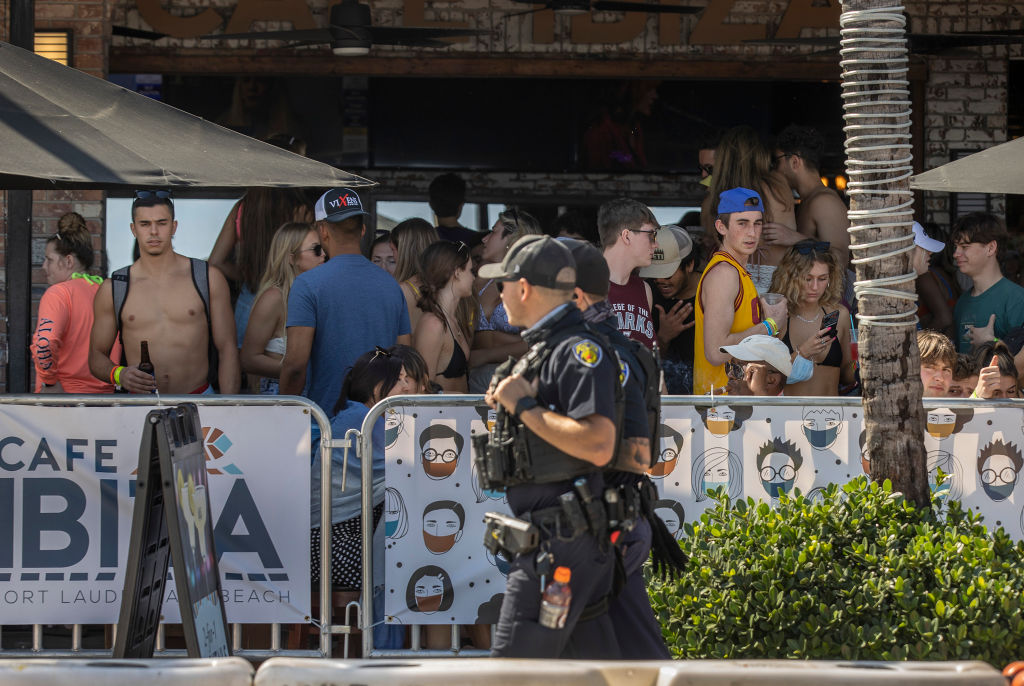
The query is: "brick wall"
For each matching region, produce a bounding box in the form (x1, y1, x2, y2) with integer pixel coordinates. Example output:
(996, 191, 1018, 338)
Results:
(0, 2, 109, 391)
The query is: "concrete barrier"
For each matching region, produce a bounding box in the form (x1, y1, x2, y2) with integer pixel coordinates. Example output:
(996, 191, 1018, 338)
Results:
(255, 658, 1005, 686)
(0, 657, 254, 685)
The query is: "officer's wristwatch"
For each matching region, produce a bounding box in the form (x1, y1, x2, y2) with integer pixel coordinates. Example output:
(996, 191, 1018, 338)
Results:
(513, 396, 539, 419)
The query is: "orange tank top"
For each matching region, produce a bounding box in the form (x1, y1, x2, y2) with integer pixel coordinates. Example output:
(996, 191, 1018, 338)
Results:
(694, 251, 763, 394)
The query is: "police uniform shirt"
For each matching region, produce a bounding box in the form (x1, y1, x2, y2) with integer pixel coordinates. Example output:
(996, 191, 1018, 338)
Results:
(595, 317, 650, 489)
(506, 306, 619, 516)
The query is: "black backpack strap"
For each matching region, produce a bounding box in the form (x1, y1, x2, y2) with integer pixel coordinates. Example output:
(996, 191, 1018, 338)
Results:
(110, 266, 131, 366)
(188, 258, 220, 391)
(188, 257, 212, 326)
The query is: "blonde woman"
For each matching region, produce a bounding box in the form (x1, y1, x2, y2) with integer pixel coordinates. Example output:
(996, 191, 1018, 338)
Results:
(768, 240, 854, 396)
(391, 218, 441, 334)
(241, 222, 324, 393)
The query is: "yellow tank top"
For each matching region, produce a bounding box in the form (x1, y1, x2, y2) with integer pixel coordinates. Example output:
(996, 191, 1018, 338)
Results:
(694, 251, 763, 394)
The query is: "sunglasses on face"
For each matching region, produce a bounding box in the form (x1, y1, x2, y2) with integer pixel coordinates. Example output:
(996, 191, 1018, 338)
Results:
(699, 164, 713, 176)
(794, 241, 831, 255)
(296, 243, 323, 257)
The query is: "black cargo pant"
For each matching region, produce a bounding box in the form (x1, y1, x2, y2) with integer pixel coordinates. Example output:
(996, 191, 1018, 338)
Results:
(491, 525, 621, 659)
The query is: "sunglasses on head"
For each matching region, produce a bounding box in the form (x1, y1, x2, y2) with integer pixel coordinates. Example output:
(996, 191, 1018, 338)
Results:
(133, 190, 173, 201)
(372, 345, 392, 360)
(794, 241, 831, 255)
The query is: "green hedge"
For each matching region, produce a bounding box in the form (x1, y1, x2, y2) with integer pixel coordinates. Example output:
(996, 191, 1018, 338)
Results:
(647, 477, 1024, 665)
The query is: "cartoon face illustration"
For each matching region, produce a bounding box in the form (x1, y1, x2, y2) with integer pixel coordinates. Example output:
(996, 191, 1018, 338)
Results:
(384, 487, 408, 539)
(978, 439, 1023, 502)
(486, 548, 512, 577)
(384, 409, 405, 449)
(691, 447, 742, 503)
(926, 409, 956, 439)
(650, 424, 684, 478)
(422, 501, 465, 554)
(406, 566, 454, 614)
(419, 424, 464, 480)
(801, 408, 843, 450)
(698, 404, 753, 436)
(927, 450, 962, 502)
(706, 406, 736, 436)
(653, 499, 685, 541)
(756, 438, 804, 498)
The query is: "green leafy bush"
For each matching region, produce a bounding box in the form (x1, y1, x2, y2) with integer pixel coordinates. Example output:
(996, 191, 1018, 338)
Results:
(648, 477, 1024, 665)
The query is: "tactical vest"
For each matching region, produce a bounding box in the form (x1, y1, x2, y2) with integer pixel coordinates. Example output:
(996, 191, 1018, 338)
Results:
(605, 330, 662, 474)
(474, 308, 624, 489)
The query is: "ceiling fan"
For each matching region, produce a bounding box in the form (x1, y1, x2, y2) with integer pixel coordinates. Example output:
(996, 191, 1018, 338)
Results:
(115, 0, 488, 56)
(506, 0, 703, 18)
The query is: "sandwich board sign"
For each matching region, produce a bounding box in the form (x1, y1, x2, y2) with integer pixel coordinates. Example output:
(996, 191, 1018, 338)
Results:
(114, 403, 230, 658)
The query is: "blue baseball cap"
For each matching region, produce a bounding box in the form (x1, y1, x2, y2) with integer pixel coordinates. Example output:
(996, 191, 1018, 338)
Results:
(717, 187, 764, 215)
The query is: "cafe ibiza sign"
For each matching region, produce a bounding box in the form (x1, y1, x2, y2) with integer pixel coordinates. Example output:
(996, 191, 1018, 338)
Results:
(134, 0, 840, 46)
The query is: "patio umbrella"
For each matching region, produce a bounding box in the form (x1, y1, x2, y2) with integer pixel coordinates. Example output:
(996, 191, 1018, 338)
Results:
(909, 136, 1024, 195)
(0, 40, 373, 190)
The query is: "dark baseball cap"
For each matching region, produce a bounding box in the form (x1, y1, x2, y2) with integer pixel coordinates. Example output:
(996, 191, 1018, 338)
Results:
(558, 238, 609, 297)
(478, 235, 576, 291)
(315, 188, 369, 223)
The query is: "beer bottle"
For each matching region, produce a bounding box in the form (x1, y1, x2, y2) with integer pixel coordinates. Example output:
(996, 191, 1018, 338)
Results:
(138, 340, 155, 378)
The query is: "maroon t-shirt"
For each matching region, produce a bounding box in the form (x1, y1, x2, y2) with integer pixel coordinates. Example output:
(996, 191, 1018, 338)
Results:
(607, 273, 656, 349)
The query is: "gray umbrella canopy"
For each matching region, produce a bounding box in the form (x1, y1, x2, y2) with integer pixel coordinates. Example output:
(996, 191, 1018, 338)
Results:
(910, 136, 1024, 195)
(0, 41, 373, 190)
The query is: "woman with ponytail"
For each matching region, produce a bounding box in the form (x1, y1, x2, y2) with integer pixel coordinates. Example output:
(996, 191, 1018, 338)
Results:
(412, 241, 475, 393)
(33, 213, 119, 393)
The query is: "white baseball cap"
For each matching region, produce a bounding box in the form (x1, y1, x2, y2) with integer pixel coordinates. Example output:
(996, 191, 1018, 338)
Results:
(638, 225, 694, 279)
(720, 335, 793, 376)
(913, 221, 945, 253)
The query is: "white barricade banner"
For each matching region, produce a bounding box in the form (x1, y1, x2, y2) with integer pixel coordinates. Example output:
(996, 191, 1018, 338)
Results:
(384, 400, 1024, 626)
(0, 405, 311, 624)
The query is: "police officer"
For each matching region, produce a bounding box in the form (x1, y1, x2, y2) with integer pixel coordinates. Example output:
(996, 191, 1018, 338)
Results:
(476, 235, 621, 659)
(562, 238, 673, 659)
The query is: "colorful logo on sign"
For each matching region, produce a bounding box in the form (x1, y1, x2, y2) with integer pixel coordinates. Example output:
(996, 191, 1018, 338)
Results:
(202, 426, 242, 475)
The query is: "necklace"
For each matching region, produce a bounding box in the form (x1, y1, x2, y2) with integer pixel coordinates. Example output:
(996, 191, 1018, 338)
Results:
(794, 311, 820, 324)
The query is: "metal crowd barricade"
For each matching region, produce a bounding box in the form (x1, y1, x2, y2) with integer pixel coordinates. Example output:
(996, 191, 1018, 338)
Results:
(358, 393, 1024, 658)
(0, 394, 339, 659)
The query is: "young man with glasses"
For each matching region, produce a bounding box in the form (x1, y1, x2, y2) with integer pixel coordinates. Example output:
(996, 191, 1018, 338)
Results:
(769, 125, 851, 274)
(951, 212, 1024, 353)
(599, 198, 659, 349)
(89, 190, 240, 394)
(280, 188, 411, 412)
(694, 188, 789, 395)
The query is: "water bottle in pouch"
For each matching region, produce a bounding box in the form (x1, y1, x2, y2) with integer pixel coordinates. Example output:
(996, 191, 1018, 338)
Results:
(538, 566, 572, 629)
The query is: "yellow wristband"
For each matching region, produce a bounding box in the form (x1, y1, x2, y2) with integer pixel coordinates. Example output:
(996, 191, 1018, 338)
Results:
(112, 366, 124, 386)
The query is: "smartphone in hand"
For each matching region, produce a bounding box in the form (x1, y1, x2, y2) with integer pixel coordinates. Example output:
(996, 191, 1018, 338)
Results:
(821, 309, 840, 336)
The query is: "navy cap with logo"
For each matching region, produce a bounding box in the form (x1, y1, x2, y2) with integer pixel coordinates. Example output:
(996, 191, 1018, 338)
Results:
(315, 188, 369, 223)
(717, 187, 764, 215)
(558, 238, 610, 297)
(478, 235, 577, 291)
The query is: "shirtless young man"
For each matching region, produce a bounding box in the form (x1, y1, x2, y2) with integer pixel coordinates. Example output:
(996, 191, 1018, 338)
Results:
(89, 191, 240, 394)
(767, 125, 851, 273)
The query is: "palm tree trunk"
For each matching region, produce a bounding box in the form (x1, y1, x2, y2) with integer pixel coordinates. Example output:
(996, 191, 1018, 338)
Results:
(840, 0, 929, 508)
